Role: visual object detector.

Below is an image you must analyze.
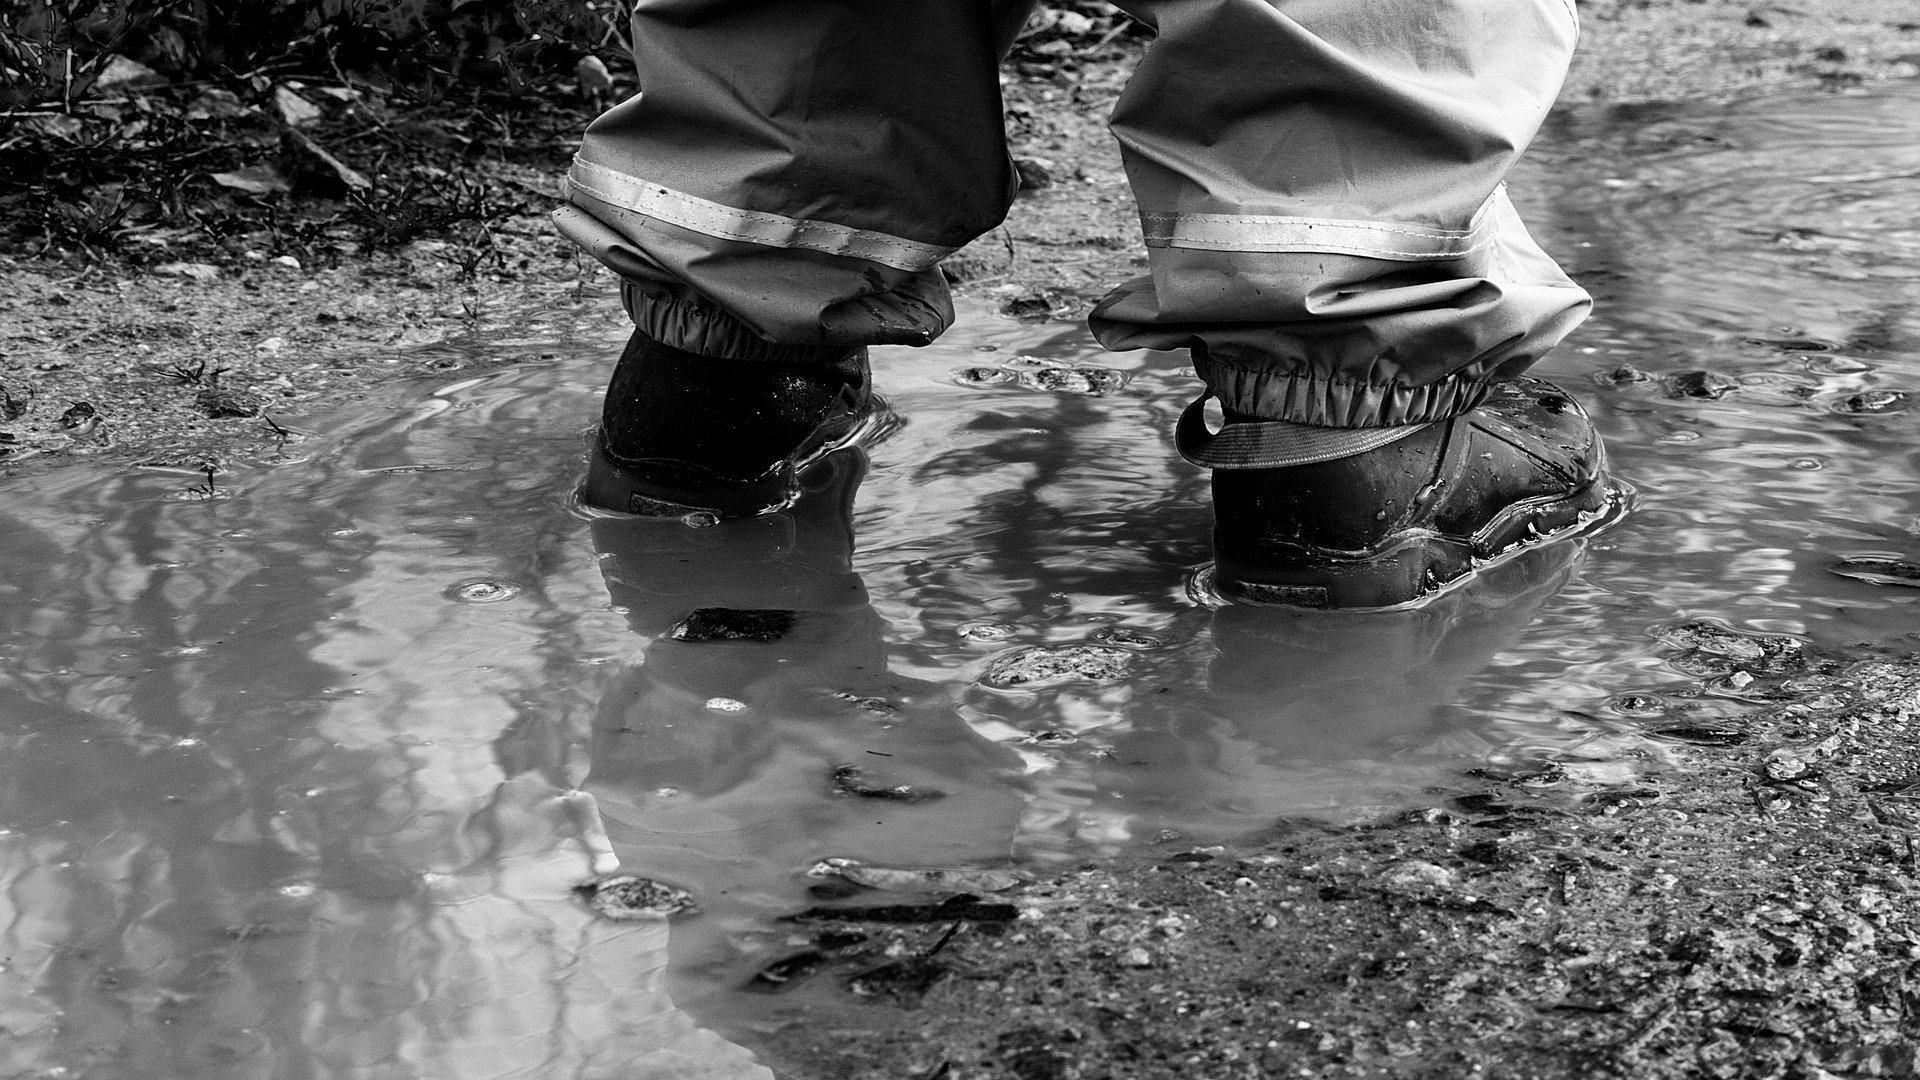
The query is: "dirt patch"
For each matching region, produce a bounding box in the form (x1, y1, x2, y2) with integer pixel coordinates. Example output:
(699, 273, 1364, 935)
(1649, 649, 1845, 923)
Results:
(6, 1, 1917, 473)
(758, 655, 1920, 1079)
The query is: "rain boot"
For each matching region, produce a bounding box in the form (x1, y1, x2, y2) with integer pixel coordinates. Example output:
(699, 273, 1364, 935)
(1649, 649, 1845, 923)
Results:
(1202, 377, 1612, 610)
(582, 330, 872, 518)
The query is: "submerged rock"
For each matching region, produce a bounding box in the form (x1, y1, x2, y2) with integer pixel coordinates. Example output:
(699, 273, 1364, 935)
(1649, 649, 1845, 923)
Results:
(831, 765, 946, 804)
(1834, 389, 1910, 415)
(1664, 370, 1739, 399)
(1596, 364, 1653, 385)
(1654, 619, 1804, 675)
(980, 644, 1134, 689)
(1015, 365, 1128, 395)
(575, 875, 698, 921)
(1830, 557, 1920, 588)
(810, 857, 1023, 894)
(667, 607, 795, 642)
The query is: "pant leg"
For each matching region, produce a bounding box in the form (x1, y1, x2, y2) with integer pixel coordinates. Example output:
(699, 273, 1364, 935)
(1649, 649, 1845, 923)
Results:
(555, 0, 1037, 357)
(1091, 0, 1590, 428)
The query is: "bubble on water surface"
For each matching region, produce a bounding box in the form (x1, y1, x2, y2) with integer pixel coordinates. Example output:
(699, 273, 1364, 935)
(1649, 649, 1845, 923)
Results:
(443, 577, 521, 603)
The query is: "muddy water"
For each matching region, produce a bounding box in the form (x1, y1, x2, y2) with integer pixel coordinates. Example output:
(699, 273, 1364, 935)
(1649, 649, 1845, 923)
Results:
(2, 84, 1918, 1077)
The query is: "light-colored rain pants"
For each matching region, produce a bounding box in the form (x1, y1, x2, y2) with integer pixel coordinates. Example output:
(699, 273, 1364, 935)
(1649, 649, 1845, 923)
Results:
(554, 0, 1590, 429)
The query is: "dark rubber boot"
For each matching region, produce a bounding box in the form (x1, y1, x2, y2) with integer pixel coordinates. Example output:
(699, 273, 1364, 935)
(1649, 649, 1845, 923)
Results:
(1211, 377, 1612, 610)
(582, 330, 871, 517)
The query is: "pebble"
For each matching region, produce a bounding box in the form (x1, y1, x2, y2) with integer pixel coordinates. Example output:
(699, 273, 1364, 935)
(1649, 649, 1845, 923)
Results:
(1016, 365, 1128, 395)
(1835, 389, 1910, 414)
(980, 644, 1134, 689)
(1764, 754, 1812, 782)
(1090, 626, 1167, 648)
(830, 765, 946, 804)
(1664, 370, 1739, 399)
(667, 607, 795, 642)
(575, 875, 698, 921)
(809, 857, 1023, 894)
(1829, 557, 1920, 588)
(1382, 860, 1459, 893)
(1119, 947, 1153, 968)
(1596, 364, 1653, 385)
(1654, 619, 1803, 674)
(957, 621, 1018, 641)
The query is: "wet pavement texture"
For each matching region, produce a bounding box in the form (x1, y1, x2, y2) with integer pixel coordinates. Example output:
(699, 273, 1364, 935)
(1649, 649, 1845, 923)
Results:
(1, 84, 1918, 1077)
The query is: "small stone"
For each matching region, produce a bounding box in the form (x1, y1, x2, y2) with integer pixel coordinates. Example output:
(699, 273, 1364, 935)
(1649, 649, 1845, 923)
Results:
(1013, 157, 1056, 191)
(1016, 365, 1129, 395)
(1664, 370, 1739, 400)
(1836, 389, 1910, 415)
(831, 765, 946, 804)
(1119, 947, 1153, 968)
(1089, 626, 1166, 648)
(1382, 860, 1458, 893)
(1764, 754, 1812, 782)
(575, 875, 698, 920)
(668, 608, 795, 643)
(980, 644, 1134, 690)
(809, 857, 1022, 894)
(57, 401, 98, 428)
(951, 366, 1014, 387)
(1830, 558, 1920, 588)
(1596, 364, 1652, 385)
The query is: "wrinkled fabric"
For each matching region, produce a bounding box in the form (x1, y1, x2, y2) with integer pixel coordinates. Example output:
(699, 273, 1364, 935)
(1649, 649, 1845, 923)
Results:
(560, 0, 1590, 427)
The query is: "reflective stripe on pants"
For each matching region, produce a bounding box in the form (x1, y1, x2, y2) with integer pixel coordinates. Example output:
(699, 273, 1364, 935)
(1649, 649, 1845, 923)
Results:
(556, 0, 1590, 427)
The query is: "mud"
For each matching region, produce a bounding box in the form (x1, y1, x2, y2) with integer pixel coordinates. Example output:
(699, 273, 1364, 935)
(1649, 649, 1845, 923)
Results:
(5, 1, 1919, 468)
(759, 660, 1920, 1080)
(4, 4, 1920, 1078)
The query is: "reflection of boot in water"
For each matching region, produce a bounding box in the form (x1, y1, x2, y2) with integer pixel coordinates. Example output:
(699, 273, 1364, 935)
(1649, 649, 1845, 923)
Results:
(1103, 537, 1591, 825)
(585, 448, 1023, 909)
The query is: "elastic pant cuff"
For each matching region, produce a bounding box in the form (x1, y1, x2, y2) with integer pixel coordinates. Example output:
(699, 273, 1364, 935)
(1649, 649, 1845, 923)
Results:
(1199, 353, 1494, 428)
(1177, 395, 1432, 469)
(621, 281, 850, 364)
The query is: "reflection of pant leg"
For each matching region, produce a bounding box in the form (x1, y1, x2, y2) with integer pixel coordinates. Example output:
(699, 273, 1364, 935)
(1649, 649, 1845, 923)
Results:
(1092, 0, 1591, 428)
(555, 1, 1037, 354)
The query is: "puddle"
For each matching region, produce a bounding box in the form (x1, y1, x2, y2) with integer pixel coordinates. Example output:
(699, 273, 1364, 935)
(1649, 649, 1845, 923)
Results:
(1, 82, 1918, 1076)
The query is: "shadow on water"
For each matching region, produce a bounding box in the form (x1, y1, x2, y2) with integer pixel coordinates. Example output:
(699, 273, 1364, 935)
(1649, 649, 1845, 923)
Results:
(0, 82, 1916, 1076)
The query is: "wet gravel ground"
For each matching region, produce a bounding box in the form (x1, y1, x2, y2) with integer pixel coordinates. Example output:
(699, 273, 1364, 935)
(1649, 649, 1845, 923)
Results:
(760, 656, 1920, 1079)
(4, 3, 1919, 1076)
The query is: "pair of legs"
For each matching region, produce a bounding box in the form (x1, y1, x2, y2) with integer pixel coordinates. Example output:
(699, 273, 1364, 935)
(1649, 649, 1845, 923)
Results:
(556, 0, 1610, 608)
